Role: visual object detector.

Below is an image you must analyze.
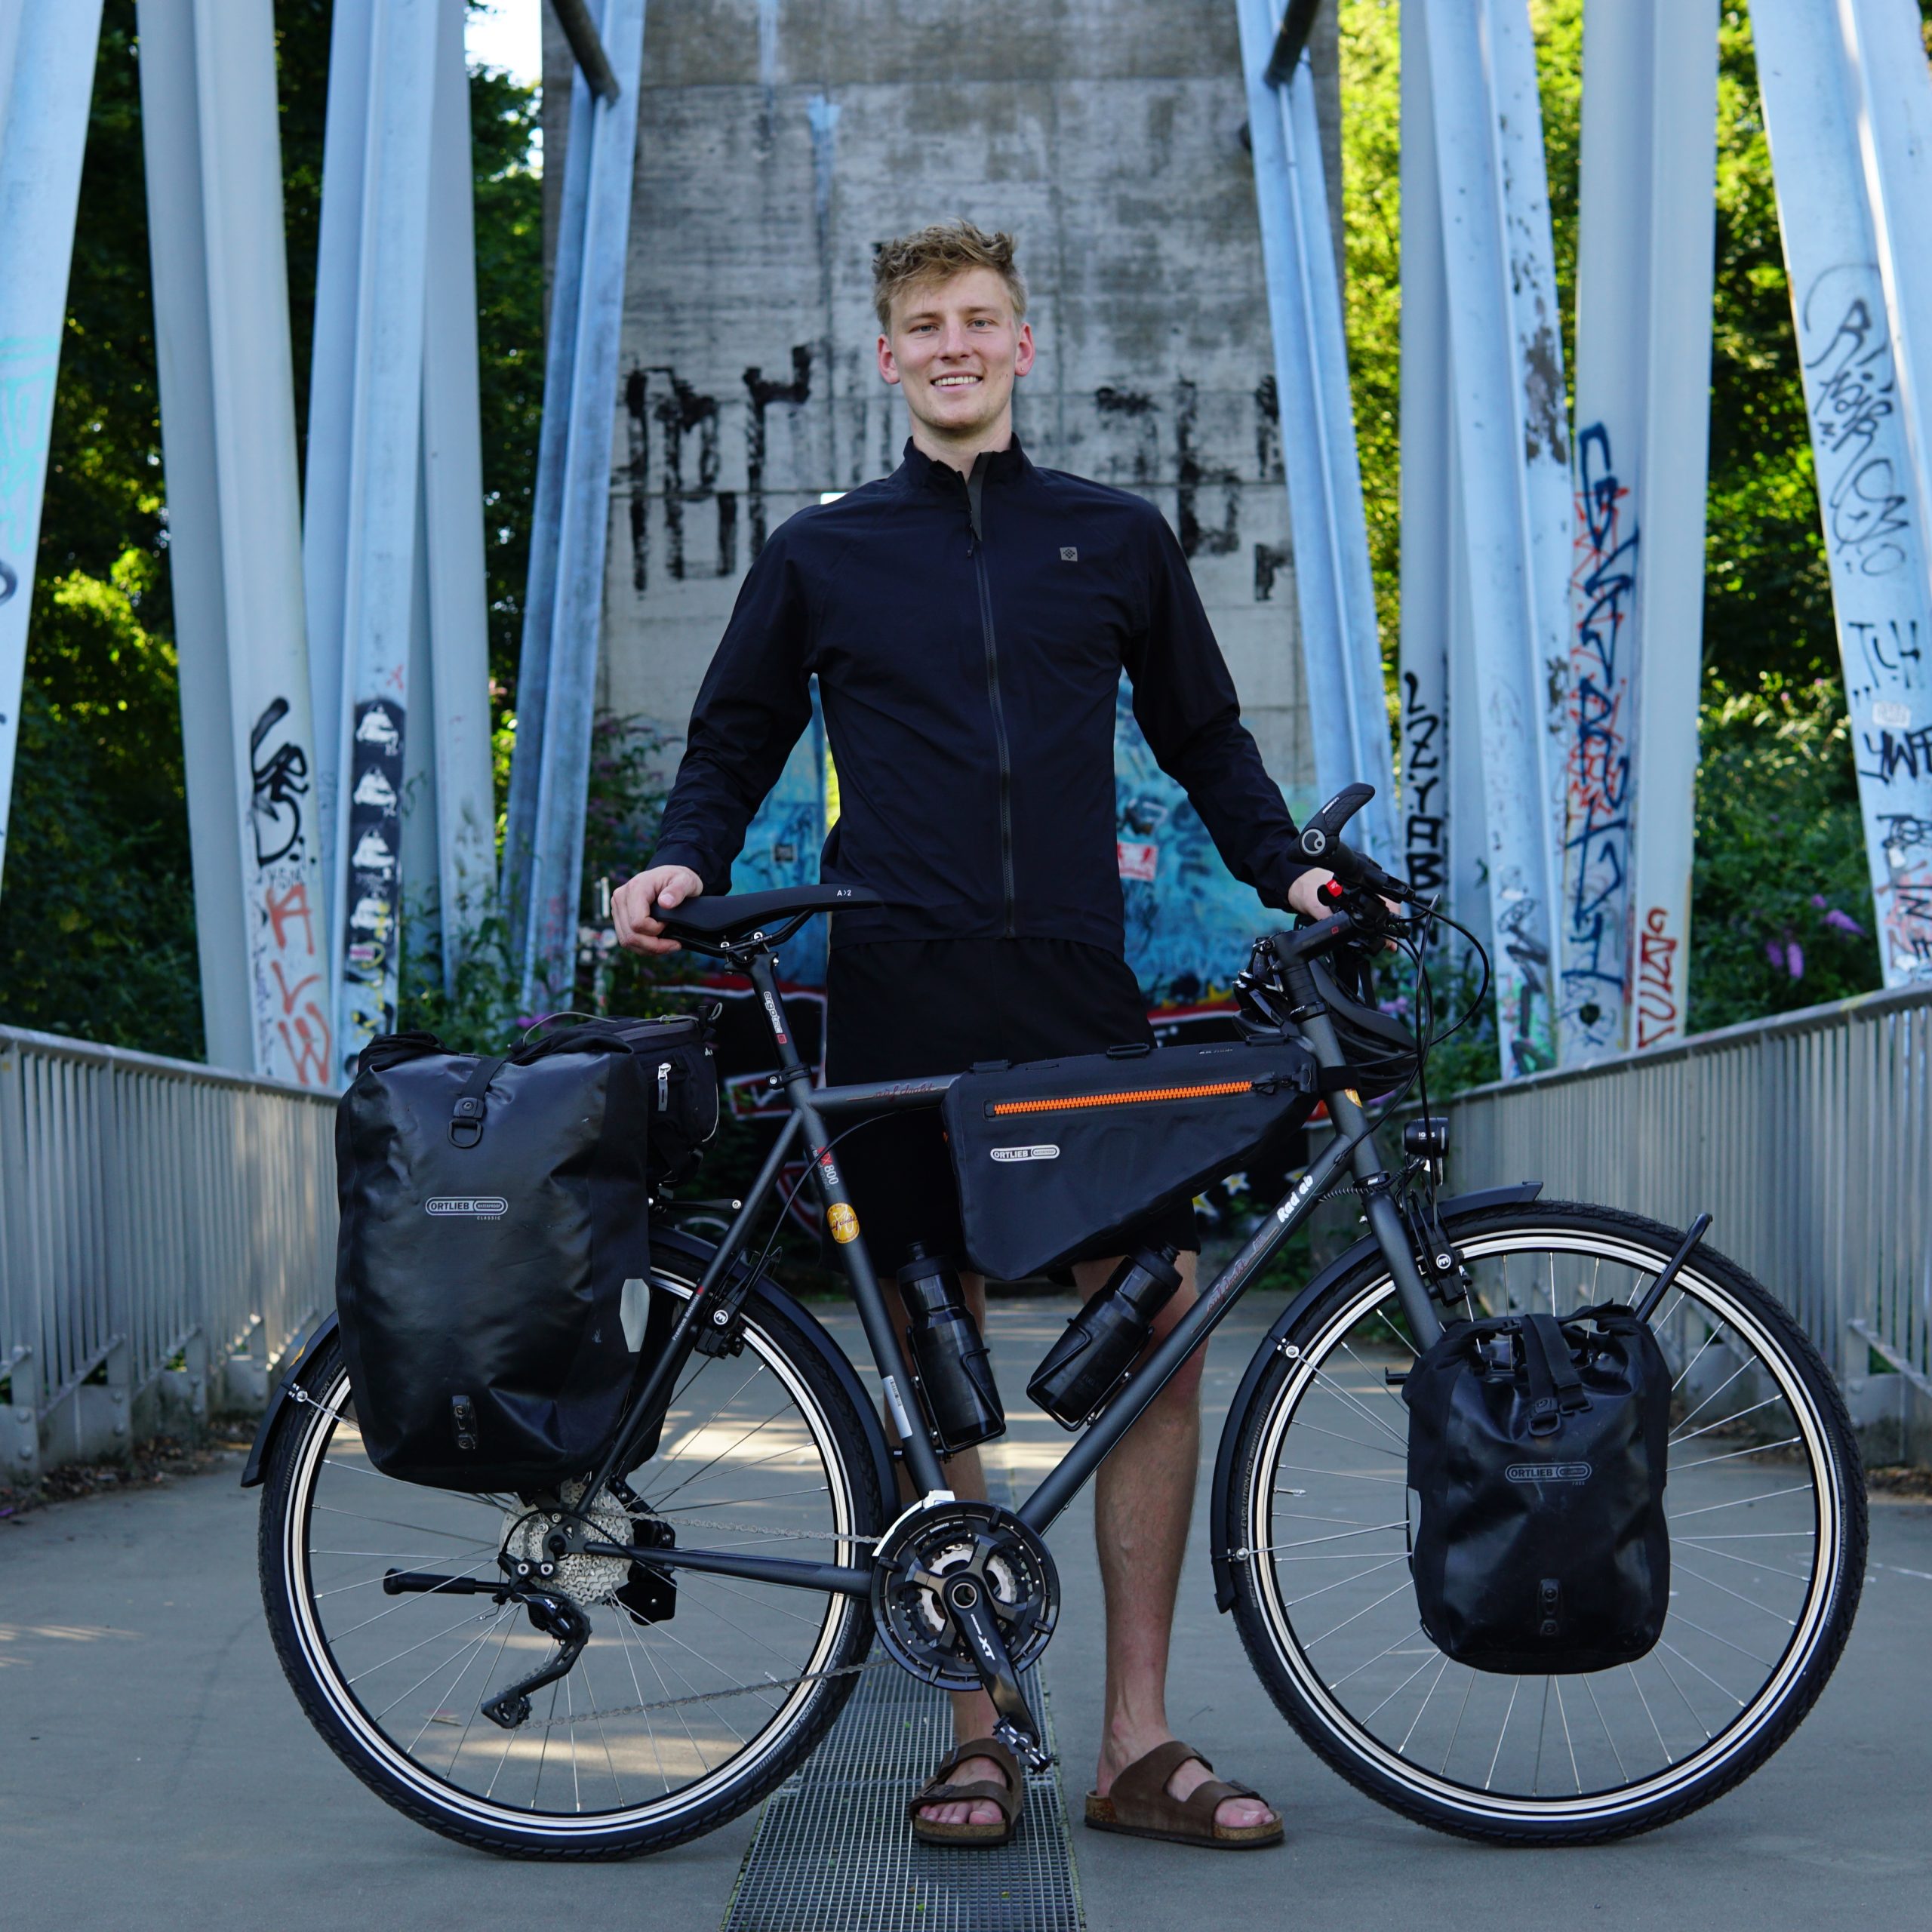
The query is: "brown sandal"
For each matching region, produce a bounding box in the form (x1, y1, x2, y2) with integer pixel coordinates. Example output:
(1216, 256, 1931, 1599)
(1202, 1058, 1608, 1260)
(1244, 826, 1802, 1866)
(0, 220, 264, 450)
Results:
(1084, 1740, 1284, 1850)
(907, 1735, 1024, 1847)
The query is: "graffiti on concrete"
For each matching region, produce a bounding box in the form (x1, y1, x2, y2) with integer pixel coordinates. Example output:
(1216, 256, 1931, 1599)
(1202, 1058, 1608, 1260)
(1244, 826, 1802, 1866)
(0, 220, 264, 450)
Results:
(1114, 680, 1272, 1007)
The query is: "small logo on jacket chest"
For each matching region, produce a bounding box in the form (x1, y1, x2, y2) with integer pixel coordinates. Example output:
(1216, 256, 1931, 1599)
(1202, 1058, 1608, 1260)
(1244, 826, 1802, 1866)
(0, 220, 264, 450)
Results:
(1060, 546, 1078, 562)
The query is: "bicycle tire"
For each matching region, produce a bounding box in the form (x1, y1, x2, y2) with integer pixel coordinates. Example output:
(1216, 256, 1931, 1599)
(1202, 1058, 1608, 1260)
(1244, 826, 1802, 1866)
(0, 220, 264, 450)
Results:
(1223, 1200, 1866, 1844)
(258, 1261, 883, 1859)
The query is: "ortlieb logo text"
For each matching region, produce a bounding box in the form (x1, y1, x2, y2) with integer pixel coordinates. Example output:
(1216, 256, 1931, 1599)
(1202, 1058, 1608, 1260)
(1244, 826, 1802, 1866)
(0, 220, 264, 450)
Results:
(1504, 1462, 1592, 1485)
(426, 1196, 509, 1218)
(990, 1144, 1060, 1163)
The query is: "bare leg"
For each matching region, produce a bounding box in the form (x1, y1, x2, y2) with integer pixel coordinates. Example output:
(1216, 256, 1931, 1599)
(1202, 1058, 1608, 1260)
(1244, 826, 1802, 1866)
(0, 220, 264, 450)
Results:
(1082, 1252, 1277, 1832)
(882, 1269, 1008, 1829)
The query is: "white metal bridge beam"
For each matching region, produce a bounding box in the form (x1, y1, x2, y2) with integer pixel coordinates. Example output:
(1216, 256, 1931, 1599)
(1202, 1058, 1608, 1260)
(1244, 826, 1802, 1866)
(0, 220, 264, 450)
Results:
(303, 0, 442, 1075)
(138, 0, 334, 1087)
(1755, 0, 1932, 989)
(1563, 0, 1719, 1061)
(0, 3, 103, 901)
(516, 0, 648, 1008)
(1419, 0, 1564, 1075)
(1236, 0, 1397, 869)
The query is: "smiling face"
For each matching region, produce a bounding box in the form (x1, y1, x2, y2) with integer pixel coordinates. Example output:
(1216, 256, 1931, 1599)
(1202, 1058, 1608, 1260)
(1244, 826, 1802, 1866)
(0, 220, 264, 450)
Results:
(876, 266, 1035, 463)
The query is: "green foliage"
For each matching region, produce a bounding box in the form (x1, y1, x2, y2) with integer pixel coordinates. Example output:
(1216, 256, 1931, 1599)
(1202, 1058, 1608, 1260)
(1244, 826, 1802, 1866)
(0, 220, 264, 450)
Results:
(2, 1, 543, 1059)
(395, 714, 695, 1054)
(1689, 677, 1878, 1029)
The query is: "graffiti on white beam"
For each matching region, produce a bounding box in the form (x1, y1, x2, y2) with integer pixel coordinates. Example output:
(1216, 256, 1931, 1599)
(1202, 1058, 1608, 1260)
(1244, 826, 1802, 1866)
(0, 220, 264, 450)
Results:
(339, 697, 407, 1063)
(1562, 422, 1638, 1050)
(246, 696, 332, 1088)
(1797, 266, 1932, 984)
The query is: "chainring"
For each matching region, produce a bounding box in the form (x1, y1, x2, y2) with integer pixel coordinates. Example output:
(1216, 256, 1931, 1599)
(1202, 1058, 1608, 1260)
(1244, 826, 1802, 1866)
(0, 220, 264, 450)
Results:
(871, 1499, 1059, 1691)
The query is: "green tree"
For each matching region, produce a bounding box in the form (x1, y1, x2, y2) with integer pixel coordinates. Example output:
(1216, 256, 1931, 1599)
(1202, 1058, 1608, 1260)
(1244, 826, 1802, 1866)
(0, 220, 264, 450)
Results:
(0, 1, 542, 1057)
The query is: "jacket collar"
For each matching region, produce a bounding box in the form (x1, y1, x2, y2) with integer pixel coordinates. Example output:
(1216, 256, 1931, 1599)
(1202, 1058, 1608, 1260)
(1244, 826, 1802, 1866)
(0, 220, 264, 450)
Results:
(899, 435, 1029, 494)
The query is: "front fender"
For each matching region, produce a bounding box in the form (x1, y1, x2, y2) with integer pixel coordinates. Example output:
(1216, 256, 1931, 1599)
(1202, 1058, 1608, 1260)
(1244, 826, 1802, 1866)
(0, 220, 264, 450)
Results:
(1207, 1182, 1542, 1612)
(242, 1224, 898, 1519)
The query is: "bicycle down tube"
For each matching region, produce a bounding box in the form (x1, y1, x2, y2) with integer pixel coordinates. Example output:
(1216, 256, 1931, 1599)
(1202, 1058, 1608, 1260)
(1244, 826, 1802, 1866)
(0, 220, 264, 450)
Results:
(587, 948, 1444, 1592)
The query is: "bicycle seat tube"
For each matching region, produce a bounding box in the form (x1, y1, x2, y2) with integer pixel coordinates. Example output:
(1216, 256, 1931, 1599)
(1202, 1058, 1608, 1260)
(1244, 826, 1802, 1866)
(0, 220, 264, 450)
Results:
(743, 949, 952, 1498)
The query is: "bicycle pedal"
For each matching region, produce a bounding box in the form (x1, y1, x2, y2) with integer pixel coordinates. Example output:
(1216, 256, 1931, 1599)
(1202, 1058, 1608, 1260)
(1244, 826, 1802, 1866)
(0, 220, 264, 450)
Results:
(992, 1716, 1054, 1774)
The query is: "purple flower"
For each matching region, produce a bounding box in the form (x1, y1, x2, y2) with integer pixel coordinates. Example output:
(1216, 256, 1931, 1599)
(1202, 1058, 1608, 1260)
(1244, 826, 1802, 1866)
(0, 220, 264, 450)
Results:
(1766, 937, 1784, 969)
(1811, 894, 1829, 909)
(1786, 941, 1804, 980)
(1823, 908, 1866, 936)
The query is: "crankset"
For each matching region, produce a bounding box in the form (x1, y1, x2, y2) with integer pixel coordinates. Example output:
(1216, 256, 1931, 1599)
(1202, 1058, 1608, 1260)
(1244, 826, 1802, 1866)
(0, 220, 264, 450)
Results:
(871, 1498, 1058, 1770)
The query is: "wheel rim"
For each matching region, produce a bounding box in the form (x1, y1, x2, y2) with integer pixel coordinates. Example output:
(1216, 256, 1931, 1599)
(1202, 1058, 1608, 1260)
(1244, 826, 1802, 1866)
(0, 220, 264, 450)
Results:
(278, 1274, 863, 1836)
(1241, 1226, 1850, 1825)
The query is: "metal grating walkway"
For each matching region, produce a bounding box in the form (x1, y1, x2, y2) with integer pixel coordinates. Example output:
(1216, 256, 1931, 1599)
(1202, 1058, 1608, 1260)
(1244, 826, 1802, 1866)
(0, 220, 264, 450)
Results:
(721, 1656, 1082, 1931)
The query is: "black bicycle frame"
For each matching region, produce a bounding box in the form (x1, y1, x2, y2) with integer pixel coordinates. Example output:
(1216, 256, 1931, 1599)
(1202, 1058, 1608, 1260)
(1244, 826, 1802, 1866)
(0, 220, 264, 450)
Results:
(584, 940, 1444, 1597)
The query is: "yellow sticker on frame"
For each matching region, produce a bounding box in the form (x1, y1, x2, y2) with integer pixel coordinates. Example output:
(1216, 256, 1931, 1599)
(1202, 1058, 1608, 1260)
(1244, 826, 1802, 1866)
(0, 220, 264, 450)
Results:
(828, 1201, 860, 1244)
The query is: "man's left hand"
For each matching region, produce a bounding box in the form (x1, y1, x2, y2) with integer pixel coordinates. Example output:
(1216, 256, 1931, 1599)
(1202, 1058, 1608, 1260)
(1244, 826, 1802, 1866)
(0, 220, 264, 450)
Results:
(1287, 868, 1404, 947)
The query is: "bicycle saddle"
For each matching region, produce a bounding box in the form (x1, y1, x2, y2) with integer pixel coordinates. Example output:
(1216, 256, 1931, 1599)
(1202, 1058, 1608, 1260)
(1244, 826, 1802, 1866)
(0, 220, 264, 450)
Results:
(651, 882, 883, 941)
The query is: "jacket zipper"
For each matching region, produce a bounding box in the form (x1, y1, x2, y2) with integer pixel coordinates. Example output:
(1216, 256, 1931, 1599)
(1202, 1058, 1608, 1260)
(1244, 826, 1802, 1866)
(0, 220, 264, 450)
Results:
(966, 463, 1017, 937)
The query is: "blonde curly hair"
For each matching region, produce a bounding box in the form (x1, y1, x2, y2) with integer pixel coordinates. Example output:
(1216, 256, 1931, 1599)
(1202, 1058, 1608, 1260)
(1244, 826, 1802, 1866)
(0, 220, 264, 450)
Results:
(872, 220, 1029, 329)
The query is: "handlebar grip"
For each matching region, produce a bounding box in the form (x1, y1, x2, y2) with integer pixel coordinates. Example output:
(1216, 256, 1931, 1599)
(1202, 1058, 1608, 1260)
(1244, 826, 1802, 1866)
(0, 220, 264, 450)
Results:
(1298, 782, 1377, 860)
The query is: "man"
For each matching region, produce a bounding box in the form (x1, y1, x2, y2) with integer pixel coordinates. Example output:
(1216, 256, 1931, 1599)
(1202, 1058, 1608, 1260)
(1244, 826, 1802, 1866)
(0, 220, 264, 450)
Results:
(617, 221, 1344, 1851)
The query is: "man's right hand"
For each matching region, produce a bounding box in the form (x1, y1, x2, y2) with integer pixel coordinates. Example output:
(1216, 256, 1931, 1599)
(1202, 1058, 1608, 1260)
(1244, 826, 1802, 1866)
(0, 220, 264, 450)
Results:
(613, 864, 704, 955)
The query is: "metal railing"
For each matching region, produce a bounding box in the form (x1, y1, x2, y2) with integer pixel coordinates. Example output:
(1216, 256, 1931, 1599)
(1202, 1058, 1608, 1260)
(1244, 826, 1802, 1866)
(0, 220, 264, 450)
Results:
(6, 982, 1929, 1481)
(0, 1023, 335, 1483)
(1447, 983, 1932, 1439)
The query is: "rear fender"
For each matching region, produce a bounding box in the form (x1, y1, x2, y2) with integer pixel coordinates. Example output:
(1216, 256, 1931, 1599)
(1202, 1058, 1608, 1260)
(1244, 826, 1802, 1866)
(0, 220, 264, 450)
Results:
(1207, 1182, 1543, 1612)
(242, 1224, 899, 1520)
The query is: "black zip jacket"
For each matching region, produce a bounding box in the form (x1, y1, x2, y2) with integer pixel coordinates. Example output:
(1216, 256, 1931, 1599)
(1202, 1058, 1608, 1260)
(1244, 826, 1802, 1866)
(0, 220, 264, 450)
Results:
(652, 438, 1312, 953)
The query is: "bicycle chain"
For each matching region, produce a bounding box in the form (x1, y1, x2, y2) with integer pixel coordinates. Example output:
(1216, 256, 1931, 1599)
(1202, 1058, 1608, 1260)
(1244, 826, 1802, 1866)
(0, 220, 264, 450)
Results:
(636, 1513, 879, 1548)
(526, 1654, 890, 1730)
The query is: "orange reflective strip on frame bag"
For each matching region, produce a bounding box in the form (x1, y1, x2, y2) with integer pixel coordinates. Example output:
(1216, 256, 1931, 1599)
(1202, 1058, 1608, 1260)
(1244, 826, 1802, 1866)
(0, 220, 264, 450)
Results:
(942, 1039, 1316, 1281)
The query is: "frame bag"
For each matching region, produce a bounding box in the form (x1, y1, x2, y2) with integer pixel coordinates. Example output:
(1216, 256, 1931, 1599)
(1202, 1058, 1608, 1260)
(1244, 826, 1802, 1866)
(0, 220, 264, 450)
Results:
(941, 1039, 1315, 1281)
(1402, 1307, 1672, 1674)
(334, 1016, 714, 1491)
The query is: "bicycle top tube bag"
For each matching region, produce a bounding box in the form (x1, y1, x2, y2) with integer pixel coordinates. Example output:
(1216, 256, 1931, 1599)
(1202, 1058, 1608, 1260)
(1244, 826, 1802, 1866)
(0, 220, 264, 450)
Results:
(941, 1038, 1315, 1281)
(334, 1014, 715, 1492)
(1402, 1306, 1672, 1675)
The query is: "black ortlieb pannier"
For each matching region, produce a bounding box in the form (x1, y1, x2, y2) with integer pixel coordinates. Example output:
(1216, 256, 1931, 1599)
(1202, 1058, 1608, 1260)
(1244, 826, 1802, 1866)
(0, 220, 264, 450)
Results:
(941, 1038, 1315, 1281)
(1402, 1306, 1672, 1674)
(334, 1014, 715, 1491)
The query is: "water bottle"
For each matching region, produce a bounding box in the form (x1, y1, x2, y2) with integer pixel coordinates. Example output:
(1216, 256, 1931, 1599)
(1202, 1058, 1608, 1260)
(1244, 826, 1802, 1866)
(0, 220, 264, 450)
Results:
(898, 1245, 1004, 1455)
(1027, 1247, 1182, 1428)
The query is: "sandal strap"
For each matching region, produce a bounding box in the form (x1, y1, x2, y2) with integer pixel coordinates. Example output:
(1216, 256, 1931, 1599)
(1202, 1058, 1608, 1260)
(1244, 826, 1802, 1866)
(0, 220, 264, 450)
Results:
(907, 1736, 1022, 1824)
(1176, 1777, 1259, 1827)
(1106, 1740, 1276, 1837)
(1109, 1738, 1211, 1816)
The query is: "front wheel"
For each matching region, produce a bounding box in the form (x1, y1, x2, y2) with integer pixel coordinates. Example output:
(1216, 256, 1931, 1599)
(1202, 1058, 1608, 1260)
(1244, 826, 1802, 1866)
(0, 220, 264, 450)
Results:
(1223, 1201, 1865, 1844)
(258, 1265, 883, 1858)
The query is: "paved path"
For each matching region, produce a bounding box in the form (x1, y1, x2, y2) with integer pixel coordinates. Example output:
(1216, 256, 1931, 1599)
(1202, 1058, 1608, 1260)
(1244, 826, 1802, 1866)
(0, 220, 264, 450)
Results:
(4, 1291, 1928, 1930)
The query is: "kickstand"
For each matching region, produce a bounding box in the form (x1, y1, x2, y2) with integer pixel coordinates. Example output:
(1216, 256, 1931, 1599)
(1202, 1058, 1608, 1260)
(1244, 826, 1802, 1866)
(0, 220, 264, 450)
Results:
(940, 1572, 1054, 1772)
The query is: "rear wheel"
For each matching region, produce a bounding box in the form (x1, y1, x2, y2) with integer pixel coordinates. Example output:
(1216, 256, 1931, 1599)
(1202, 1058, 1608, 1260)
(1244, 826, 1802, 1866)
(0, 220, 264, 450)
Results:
(1224, 1201, 1865, 1844)
(259, 1263, 882, 1857)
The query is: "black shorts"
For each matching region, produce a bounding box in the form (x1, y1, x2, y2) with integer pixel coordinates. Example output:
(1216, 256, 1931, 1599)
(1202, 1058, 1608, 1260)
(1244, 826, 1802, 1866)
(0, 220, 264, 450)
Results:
(823, 937, 1200, 1278)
